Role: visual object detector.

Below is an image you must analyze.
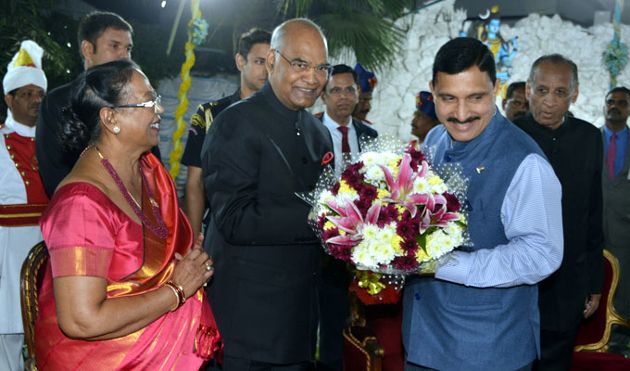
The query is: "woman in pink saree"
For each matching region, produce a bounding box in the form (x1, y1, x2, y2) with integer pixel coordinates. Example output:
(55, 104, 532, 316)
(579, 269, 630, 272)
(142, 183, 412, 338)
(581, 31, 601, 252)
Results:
(35, 60, 221, 370)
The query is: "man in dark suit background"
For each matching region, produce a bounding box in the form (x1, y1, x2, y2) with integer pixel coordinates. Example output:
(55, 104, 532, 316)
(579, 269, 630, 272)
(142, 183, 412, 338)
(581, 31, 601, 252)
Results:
(35, 12, 164, 197)
(201, 18, 332, 370)
(601, 87, 630, 354)
(314, 63, 377, 371)
(513, 54, 604, 371)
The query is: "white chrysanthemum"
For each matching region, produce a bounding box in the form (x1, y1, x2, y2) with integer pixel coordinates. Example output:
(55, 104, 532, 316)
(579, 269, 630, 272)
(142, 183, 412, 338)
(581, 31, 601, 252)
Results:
(377, 223, 396, 242)
(412, 177, 430, 194)
(361, 224, 380, 240)
(425, 229, 457, 258)
(352, 223, 401, 268)
(352, 243, 379, 269)
(427, 173, 448, 194)
(360, 151, 401, 186)
(445, 220, 462, 234)
(445, 221, 465, 246)
(359, 152, 381, 169)
(360, 152, 399, 170)
(364, 165, 386, 185)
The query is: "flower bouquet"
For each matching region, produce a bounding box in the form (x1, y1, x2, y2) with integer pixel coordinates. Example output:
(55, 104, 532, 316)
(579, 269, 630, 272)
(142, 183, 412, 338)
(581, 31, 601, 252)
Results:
(307, 139, 468, 303)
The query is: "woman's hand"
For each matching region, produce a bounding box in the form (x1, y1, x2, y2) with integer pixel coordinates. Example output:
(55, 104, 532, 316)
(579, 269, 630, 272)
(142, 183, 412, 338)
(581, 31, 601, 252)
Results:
(172, 234, 213, 298)
(53, 234, 214, 340)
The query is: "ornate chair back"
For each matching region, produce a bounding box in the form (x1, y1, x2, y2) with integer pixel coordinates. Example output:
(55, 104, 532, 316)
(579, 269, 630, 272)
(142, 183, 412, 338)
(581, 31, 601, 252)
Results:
(20, 241, 48, 371)
(574, 249, 630, 352)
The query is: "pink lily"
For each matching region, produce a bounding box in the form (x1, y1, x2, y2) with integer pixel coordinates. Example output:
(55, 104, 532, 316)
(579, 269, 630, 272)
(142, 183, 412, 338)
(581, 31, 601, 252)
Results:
(380, 154, 434, 217)
(325, 200, 382, 246)
(326, 200, 363, 235)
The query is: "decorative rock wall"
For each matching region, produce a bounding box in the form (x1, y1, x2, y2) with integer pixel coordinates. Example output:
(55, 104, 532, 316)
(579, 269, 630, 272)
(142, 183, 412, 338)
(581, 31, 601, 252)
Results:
(159, 0, 630, 190)
(362, 0, 630, 138)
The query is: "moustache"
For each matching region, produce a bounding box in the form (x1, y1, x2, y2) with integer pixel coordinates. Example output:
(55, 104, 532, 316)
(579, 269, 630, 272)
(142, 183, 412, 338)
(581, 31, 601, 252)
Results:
(446, 116, 480, 124)
(608, 108, 621, 115)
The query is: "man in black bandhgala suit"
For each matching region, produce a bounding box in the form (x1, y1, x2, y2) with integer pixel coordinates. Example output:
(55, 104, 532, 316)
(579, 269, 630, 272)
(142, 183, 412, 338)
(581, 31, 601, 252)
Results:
(201, 18, 333, 370)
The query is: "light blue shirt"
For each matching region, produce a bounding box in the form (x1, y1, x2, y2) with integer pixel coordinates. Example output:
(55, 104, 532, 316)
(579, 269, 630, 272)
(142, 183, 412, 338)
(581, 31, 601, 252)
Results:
(603, 125, 629, 177)
(436, 153, 564, 287)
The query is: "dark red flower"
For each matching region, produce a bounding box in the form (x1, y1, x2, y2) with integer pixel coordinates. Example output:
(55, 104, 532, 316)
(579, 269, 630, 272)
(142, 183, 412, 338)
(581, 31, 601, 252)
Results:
(342, 169, 363, 188)
(331, 182, 340, 195)
(391, 254, 418, 271)
(353, 199, 371, 214)
(396, 219, 417, 241)
(404, 143, 426, 171)
(327, 243, 353, 262)
(443, 192, 461, 212)
(322, 227, 340, 242)
(340, 162, 365, 185)
(385, 204, 400, 219)
(318, 214, 326, 227)
(357, 184, 378, 204)
(399, 238, 418, 251)
(377, 204, 399, 227)
(345, 162, 364, 173)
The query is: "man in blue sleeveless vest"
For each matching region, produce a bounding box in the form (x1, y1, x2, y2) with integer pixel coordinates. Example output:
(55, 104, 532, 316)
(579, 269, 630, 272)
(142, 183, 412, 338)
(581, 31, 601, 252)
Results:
(402, 37, 564, 371)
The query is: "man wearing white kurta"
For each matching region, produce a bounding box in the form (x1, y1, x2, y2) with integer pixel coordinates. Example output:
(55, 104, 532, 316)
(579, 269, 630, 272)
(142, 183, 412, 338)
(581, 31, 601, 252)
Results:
(0, 40, 48, 371)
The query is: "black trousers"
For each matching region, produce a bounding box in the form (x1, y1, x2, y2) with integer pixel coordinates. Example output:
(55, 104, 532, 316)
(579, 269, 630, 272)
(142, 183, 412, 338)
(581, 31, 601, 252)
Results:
(317, 259, 351, 371)
(534, 327, 580, 371)
(215, 356, 314, 371)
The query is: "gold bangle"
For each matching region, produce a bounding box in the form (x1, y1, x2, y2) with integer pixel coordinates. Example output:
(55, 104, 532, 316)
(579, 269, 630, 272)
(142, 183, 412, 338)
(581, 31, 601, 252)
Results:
(163, 283, 180, 312)
(164, 281, 186, 311)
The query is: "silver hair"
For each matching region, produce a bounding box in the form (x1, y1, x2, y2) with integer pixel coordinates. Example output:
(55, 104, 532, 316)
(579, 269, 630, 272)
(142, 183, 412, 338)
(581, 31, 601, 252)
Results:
(528, 54, 579, 92)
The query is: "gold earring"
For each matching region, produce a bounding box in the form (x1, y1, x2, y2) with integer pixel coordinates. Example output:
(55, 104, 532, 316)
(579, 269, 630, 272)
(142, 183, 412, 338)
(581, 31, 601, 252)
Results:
(113, 126, 121, 134)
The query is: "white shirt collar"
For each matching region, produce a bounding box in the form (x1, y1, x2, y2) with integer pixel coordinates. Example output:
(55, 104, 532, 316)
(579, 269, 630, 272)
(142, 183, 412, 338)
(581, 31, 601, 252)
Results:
(4, 112, 36, 137)
(322, 111, 353, 130)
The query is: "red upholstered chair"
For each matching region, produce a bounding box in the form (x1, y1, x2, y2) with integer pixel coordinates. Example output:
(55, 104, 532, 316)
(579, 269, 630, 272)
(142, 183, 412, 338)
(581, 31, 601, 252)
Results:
(571, 249, 630, 370)
(363, 303, 404, 371)
(571, 351, 630, 371)
(343, 324, 384, 371)
(343, 289, 407, 371)
(343, 293, 385, 371)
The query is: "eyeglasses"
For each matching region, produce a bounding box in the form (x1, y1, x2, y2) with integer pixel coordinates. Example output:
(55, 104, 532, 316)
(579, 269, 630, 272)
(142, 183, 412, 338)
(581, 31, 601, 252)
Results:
(275, 50, 332, 76)
(114, 95, 162, 113)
